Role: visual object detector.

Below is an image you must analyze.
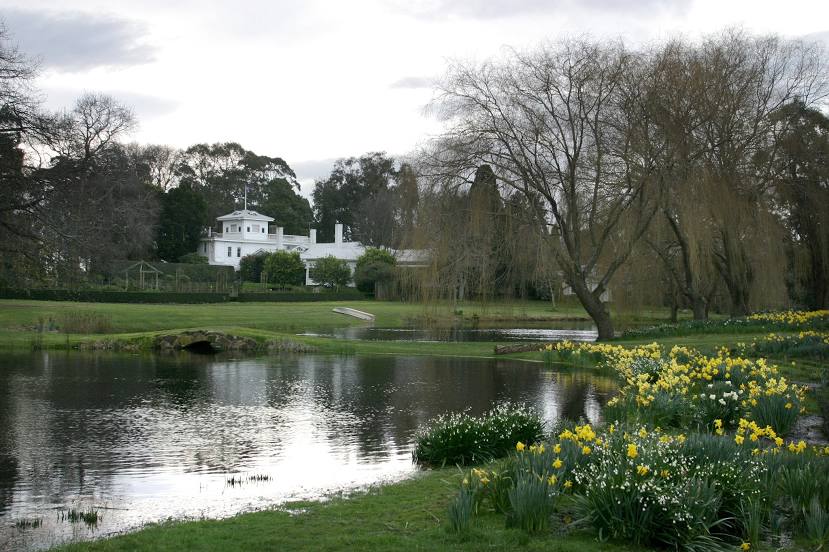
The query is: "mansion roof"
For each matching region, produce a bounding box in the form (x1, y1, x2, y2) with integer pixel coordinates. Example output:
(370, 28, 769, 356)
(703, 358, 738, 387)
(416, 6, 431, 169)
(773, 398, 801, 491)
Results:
(216, 209, 274, 222)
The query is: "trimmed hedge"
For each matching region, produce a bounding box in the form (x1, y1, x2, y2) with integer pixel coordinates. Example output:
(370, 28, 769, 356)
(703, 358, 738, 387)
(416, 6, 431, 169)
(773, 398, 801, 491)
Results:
(0, 288, 372, 304)
(237, 291, 371, 302)
(0, 289, 230, 304)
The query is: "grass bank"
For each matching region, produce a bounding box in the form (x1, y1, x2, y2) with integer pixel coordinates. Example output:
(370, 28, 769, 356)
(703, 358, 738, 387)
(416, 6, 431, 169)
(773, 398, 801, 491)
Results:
(1, 299, 823, 384)
(0, 299, 592, 335)
(54, 467, 642, 552)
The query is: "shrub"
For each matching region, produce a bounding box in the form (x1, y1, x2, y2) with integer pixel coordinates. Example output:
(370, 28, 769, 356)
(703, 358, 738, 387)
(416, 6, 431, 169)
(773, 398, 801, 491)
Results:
(177, 253, 208, 264)
(412, 403, 544, 466)
(263, 251, 305, 287)
(354, 248, 396, 294)
(239, 252, 269, 283)
(310, 256, 351, 289)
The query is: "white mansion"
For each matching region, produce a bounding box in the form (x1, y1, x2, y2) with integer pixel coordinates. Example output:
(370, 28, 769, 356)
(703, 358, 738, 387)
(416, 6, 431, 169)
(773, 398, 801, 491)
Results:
(199, 209, 421, 285)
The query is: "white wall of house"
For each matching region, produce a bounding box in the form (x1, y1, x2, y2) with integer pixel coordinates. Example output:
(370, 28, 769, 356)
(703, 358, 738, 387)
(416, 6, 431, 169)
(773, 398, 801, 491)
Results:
(201, 209, 425, 285)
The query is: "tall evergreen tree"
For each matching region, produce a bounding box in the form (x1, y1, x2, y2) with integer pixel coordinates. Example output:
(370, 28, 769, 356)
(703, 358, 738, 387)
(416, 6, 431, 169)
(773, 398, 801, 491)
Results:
(155, 182, 208, 262)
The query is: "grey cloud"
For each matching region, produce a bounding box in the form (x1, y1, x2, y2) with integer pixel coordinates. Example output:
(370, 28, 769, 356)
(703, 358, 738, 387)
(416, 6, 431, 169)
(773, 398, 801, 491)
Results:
(43, 87, 178, 120)
(390, 76, 435, 89)
(114, 92, 177, 120)
(396, 0, 691, 20)
(801, 31, 829, 46)
(291, 158, 337, 183)
(2, 9, 156, 71)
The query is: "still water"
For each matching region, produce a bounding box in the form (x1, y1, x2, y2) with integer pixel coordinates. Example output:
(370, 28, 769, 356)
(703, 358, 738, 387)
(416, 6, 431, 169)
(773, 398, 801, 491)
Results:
(0, 352, 615, 550)
(299, 320, 598, 342)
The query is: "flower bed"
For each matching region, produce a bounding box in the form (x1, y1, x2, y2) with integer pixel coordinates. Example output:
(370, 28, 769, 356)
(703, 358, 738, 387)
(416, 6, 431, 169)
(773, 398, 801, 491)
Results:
(544, 341, 807, 435)
(451, 422, 829, 550)
(619, 310, 829, 339)
(443, 330, 829, 549)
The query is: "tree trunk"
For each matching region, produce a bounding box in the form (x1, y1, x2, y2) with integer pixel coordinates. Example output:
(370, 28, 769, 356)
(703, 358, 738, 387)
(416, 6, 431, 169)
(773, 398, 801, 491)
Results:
(591, 306, 615, 341)
(716, 229, 753, 317)
(569, 277, 614, 340)
(809, 242, 828, 309)
(691, 296, 707, 321)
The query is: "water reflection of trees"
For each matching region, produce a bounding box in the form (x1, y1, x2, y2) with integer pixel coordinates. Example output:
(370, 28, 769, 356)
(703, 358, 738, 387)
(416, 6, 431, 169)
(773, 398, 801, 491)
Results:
(0, 351, 616, 526)
(0, 352, 219, 506)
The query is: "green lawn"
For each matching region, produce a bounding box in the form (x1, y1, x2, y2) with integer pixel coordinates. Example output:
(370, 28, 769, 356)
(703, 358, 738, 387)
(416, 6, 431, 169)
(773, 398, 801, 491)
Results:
(0, 298, 590, 336)
(0, 299, 822, 383)
(54, 468, 644, 552)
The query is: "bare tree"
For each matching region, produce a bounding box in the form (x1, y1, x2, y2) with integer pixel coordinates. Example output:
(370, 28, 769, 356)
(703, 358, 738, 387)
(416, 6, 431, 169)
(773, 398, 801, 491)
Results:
(51, 93, 136, 163)
(427, 40, 659, 339)
(126, 143, 181, 191)
(0, 22, 41, 135)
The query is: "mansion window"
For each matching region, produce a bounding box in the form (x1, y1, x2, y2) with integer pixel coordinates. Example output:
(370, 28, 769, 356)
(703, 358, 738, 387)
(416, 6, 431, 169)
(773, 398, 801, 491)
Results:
(227, 246, 232, 257)
(237, 247, 241, 257)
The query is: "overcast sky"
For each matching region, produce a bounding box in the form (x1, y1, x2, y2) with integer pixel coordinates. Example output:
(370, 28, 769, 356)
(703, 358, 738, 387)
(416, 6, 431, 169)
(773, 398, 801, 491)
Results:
(1, 0, 828, 195)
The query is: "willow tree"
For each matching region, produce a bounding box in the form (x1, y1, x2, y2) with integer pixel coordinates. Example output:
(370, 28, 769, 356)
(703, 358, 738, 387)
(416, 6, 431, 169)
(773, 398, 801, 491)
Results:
(644, 40, 723, 319)
(428, 40, 659, 339)
(697, 33, 826, 316)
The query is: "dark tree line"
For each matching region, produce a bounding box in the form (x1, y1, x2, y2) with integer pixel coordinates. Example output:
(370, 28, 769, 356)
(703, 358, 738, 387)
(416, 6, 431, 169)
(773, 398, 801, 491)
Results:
(311, 152, 419, 247)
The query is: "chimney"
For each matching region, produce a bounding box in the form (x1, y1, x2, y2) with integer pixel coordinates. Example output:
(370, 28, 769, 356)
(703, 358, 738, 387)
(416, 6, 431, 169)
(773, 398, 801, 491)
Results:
(276, 226, 284, 247)
(309, 229, 317, 244)
(334, 223, 343, 245)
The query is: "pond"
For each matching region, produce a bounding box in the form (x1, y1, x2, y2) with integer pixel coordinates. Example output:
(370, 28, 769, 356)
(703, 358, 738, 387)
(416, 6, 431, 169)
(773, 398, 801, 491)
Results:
(298, 320, 598, 342)
(0, 351, 615, 551)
